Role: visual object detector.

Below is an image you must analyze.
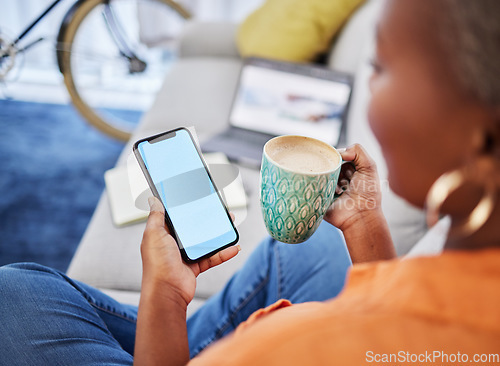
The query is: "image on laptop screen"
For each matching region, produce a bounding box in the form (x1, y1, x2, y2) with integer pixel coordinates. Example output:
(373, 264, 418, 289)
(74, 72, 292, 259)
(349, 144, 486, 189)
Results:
(229, 60, 352, 145)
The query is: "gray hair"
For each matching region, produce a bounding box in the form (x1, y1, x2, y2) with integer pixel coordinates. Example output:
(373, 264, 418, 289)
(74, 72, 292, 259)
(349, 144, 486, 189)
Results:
(439, 0, 500, 107)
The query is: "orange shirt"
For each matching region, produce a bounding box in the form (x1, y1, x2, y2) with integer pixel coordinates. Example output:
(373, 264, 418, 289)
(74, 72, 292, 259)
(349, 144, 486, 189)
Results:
(189, 248, 500, 365)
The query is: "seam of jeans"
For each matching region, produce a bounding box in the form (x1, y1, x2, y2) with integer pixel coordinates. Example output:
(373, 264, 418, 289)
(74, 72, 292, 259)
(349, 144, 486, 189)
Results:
(192, 338, 214, 358)
(275, 243, 284, 300)
(191, 274, 270, 358)
(89, 302, 137, 324)
(67, 279, 137, 325)
(192, 239, 277, 357)
(43, 268, 136, 325)
(214, 273, 270, 339)
(191, 272, 268, 358)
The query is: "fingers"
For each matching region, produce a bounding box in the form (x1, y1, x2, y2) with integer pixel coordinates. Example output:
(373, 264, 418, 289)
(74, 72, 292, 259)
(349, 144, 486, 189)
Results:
(340, 144, 377, 172)
(198, 245, 241, 273)
(336, 179, 349, 195)
(230, 212, 235, 222)
(336, 163, 356, 194)
(335, 144, 378, 197)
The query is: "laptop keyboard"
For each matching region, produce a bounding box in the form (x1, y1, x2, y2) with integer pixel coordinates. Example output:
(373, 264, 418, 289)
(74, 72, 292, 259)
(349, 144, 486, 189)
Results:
(224, 128, 272, 145)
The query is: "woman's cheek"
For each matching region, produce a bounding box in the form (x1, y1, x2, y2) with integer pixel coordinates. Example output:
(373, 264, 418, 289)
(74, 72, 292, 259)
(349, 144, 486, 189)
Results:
(367, 76, 393, 146)
(367, 75, 405, 180)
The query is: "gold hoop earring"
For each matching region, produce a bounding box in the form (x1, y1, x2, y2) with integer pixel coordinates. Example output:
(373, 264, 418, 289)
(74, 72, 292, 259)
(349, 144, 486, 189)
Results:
(425, 163, 497, 238)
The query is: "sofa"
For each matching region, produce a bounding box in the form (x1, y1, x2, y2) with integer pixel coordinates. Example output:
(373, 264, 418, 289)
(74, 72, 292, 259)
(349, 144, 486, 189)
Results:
(67, 0, 439, 314)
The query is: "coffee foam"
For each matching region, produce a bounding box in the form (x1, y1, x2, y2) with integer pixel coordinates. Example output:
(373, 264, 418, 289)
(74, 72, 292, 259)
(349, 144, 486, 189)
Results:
(266, 136, 340, 174)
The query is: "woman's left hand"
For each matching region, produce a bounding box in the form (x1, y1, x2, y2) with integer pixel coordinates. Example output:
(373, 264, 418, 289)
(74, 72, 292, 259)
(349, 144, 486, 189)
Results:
(141, 196, 240, 309)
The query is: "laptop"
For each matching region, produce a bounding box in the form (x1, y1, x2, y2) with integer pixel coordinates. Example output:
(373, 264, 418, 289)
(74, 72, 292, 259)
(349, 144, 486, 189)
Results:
(201, 57, 353, 168)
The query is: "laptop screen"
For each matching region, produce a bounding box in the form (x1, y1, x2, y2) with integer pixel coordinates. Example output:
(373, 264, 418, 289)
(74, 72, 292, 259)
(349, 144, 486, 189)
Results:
(229, 58, 352, 145)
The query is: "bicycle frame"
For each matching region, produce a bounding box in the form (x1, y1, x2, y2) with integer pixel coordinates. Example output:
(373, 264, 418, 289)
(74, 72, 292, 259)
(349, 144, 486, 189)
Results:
(8, 0, 64, 53)
(2, 0, 191, 141)
(1, 0, 143, 73)
(1, 0, 65, 78)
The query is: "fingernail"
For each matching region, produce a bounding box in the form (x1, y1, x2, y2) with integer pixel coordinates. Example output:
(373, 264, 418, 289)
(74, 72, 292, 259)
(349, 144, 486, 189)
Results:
(337, 148, 346, 154)
(237, 245, 242, 252)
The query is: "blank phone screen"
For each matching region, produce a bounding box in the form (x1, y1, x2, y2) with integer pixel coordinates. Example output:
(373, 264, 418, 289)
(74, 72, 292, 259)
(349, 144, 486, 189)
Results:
(136, 129, 237, 260)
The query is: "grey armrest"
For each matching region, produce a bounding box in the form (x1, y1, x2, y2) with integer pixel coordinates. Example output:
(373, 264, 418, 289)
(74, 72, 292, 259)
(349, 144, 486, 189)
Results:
(178, 21, 240, 59)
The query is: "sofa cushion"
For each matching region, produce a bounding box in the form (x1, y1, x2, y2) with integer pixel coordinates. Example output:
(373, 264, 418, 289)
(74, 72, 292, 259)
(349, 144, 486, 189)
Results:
(328, 0, 383, 74)
(67, 58, 245, 292)
(178, 22, 240, 59)
(237, 0, 365, 62)
(68, 58, 272, 300)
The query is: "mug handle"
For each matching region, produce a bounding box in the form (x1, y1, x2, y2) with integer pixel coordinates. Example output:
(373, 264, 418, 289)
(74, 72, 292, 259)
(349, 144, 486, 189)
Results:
(332, 161, 356, 201)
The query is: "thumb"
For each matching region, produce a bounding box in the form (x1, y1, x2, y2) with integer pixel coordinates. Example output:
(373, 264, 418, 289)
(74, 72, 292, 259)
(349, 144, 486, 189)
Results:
(146, 196, 168, 233)
(148, 196, 164, 214)
(340, 144, 377, 173)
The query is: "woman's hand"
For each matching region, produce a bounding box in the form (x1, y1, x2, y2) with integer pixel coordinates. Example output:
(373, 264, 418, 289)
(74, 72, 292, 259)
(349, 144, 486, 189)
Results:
(136, 197, 240, 366)
(141, 196, 240, 308)
(324, 144, 396, 263)
(324, 144, 382, 230)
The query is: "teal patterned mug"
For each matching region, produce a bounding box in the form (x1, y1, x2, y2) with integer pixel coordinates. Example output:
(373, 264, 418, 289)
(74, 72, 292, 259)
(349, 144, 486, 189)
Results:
(260, 135, 343, 244)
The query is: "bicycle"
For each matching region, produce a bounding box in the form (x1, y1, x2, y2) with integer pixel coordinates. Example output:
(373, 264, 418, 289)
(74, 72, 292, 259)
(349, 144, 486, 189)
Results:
(0, 0, 191, 141)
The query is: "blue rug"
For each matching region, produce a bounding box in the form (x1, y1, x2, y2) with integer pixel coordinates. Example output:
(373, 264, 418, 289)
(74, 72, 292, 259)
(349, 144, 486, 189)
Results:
(0, 99, 141, 272)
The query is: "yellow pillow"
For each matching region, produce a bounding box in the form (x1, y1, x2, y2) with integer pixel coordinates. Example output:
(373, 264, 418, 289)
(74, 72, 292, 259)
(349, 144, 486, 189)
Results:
(237, 0, 365, 62)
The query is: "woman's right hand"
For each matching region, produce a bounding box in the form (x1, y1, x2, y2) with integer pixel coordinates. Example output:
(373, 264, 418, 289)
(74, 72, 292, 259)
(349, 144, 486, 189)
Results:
(324, 144, 396, 263)
(141, 197, 240, 308)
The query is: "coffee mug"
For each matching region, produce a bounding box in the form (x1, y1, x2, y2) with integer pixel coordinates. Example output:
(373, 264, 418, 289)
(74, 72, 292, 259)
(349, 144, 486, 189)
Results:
(260, 135, 345, 244)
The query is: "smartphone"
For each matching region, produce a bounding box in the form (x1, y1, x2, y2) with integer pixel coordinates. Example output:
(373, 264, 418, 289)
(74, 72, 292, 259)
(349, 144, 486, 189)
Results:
(133, 127, 239, 263)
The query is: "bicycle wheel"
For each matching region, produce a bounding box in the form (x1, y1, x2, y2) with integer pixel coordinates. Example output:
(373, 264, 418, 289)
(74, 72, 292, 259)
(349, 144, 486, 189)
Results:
(57, 0, 191, 141)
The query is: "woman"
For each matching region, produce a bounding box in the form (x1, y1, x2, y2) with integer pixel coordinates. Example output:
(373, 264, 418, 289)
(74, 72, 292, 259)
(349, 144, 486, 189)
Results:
(1, 0, 499, 364)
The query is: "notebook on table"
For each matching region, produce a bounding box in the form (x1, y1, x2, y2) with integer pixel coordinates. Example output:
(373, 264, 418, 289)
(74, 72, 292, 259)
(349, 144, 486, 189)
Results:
(201, 57, 353, 168)
(105, 151, 247, 227)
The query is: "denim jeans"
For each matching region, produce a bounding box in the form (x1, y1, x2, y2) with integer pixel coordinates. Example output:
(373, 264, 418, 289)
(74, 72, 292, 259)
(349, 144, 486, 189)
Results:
(0, 221, 351, 365)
